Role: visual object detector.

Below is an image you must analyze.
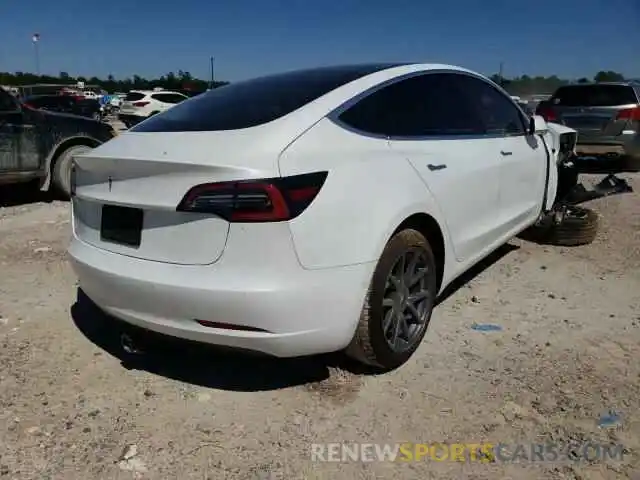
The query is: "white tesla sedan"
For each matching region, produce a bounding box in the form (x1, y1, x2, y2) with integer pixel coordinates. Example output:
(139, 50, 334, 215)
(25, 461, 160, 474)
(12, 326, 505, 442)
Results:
(68, 63, 566, 370)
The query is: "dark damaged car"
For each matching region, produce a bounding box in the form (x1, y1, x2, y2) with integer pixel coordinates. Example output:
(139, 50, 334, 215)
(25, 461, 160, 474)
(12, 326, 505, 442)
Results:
(0, 87, 116, 197)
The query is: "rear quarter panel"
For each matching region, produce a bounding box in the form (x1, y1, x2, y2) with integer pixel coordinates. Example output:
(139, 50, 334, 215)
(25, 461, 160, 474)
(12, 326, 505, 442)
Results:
(278, 118, 455, 276)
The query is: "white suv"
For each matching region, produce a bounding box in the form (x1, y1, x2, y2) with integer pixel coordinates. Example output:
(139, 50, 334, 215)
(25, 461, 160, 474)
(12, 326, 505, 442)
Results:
(118, 90, 188, 128)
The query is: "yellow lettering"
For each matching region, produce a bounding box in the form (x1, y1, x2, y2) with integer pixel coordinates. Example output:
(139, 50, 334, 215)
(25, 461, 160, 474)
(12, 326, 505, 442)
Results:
(398, 443, 413, 462)
(414, 444, 429, 461)
(450, 444, 466, 462)
(479, 443, 495, 463)
(467, 444, 481, 461)
(431, 443, 449, 461)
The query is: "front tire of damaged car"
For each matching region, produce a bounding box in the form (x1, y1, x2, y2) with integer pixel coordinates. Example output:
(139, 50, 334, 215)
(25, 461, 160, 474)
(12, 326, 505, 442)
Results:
(346, 229, 438, 371)
(52, 144, 93, 198)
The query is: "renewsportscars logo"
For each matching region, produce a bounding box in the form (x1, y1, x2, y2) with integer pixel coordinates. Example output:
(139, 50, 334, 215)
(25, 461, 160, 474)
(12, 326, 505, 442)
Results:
(311, 442, 626, 463)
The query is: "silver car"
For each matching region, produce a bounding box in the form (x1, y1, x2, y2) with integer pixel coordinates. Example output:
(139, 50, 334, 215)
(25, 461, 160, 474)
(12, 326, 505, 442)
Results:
(536, 82, 640, 170)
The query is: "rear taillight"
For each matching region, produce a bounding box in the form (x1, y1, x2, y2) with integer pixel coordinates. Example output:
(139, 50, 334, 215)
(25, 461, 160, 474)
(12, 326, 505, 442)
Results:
(616, 107, 640, 121)
(177, 171, 328, 222)
(23, 103, 34, 109)
(537, 106, 557, 122)
(132, 101, 149, 107)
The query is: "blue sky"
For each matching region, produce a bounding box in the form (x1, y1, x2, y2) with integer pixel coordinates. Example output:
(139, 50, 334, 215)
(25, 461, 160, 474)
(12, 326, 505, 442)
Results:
(1, 0, 638, 81)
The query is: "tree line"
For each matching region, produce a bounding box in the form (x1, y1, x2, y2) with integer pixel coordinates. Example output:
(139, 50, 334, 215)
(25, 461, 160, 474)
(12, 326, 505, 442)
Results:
(0, 69, 631, 96)
(491, 70, 627, 96)
(0, 70, 227, 94)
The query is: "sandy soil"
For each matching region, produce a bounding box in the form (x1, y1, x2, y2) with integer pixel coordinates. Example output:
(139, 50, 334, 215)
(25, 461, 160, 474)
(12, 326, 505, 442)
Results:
(0, 174, 639, 480)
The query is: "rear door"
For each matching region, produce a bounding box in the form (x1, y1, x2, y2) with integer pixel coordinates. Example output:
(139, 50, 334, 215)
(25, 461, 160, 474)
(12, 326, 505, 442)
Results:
(337, 72, 503, 262)
(549, 84, 639, 142)
(0, 90, 40, 172)
(0, 90, 20, 172)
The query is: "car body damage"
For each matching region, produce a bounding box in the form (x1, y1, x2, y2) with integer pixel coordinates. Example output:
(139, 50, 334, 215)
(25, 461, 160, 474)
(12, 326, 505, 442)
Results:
(0, 88, 115, 187)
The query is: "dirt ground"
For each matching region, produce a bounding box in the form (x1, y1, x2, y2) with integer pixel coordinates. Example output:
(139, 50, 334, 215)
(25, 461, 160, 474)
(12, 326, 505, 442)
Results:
(0, 174, 639, 480)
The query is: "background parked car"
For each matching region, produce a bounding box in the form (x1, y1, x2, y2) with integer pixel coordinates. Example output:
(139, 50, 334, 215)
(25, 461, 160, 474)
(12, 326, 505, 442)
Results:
(0, 87, 116, 196)
(118, 90, 188, 128)
(24, 95, 104, 121)
(536, 82, 640, 170)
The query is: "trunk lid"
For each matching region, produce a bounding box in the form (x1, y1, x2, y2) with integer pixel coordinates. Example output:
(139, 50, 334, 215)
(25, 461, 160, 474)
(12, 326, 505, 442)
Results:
(72, 130, 284, 265)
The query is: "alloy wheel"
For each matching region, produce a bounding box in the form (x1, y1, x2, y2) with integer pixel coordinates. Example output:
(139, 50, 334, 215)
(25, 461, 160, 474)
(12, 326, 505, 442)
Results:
(381, 248, 433, 353)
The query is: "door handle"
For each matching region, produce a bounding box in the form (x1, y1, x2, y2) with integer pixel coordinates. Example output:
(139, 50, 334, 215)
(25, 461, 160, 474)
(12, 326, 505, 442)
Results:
(427, 163, 447, 171)
(500, 151, 513, 156)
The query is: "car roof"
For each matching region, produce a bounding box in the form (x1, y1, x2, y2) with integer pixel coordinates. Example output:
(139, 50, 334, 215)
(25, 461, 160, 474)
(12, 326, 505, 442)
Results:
(223, 62, 492, 134)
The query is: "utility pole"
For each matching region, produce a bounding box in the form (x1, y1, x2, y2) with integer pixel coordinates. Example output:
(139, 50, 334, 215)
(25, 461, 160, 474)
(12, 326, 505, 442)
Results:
(498, 62, 504, 87)
(32, 33, 40, 76)
(209, 56, 215, 89)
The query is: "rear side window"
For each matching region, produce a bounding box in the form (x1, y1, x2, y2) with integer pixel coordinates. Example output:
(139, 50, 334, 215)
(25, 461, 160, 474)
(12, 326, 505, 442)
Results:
(551, 85, 638, 107)
(151, 93, 186, 104)
(337, 73, 485, 137)
(132, 64, 404, 132)
(125, 92, 146, 102)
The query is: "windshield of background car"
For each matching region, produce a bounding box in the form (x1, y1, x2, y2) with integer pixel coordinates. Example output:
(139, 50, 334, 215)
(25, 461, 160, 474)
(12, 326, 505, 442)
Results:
(551, 85, 638, 107)
(131, 63, 406, 132)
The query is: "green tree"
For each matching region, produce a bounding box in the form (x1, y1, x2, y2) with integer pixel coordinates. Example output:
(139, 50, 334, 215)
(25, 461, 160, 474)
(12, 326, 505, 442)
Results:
(594, 71, 625, 82)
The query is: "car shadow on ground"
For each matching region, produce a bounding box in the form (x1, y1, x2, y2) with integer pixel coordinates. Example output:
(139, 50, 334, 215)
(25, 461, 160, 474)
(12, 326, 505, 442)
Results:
(70, 243, 520, 392)
(0, 184, 59, 208)
(436, 242, 519, 305)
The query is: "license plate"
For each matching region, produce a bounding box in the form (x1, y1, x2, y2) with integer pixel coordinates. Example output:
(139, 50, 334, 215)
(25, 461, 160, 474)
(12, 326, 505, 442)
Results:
(100, 205, 143, 247)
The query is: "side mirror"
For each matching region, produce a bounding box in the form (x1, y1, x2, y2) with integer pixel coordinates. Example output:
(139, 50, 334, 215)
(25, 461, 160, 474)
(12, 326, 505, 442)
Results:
(529, 115, 548, 135)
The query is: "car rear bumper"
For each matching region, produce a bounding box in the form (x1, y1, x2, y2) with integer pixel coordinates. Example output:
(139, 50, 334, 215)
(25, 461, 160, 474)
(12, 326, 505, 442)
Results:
(67, 235, 373, 358)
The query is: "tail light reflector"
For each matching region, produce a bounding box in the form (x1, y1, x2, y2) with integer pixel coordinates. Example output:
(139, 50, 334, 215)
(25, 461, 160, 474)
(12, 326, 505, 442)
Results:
(616, 107, 640, 121)
(177, 171, 328, 222)
(132, 101, 150, 107)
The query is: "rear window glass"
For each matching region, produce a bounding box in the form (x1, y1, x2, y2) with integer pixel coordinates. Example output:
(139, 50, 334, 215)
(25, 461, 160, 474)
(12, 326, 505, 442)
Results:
(151, 93, 186, 104)
(132, 64, 404, 132)
(125, 92, 146, 102)
(552, 85, 638, 107)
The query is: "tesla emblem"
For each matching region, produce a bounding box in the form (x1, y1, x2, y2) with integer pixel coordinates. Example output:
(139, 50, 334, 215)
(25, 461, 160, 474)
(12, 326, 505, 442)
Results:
(108, 176, 113, 191)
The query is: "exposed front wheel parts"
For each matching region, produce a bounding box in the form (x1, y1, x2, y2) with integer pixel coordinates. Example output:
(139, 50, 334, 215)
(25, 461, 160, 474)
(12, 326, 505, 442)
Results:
(346, 229, 438, 371)
(523, 205, 599, 246)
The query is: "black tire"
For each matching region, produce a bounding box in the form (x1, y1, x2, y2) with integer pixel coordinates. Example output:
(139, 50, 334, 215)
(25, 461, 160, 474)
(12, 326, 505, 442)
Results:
(346, 229, 438, 371)
(52, 144, 93, 198)
(523, 206, 599, 246)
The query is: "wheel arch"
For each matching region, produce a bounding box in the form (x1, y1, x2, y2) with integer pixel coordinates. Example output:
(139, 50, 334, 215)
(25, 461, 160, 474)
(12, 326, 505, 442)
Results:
(390, 212, 447, 293)
(42, 136, 101, 190)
